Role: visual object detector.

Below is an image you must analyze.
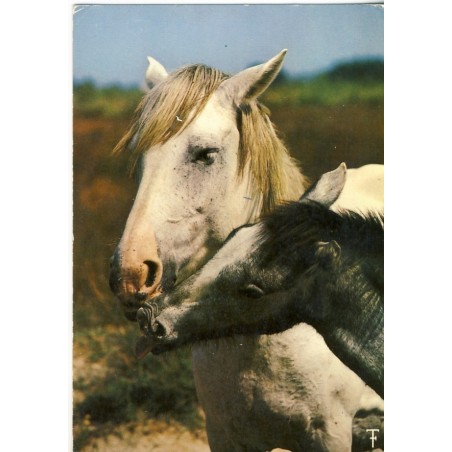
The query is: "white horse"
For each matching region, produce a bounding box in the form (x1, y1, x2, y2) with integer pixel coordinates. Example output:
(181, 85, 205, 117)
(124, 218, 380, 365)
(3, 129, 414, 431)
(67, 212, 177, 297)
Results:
(109, 50, 383, 451)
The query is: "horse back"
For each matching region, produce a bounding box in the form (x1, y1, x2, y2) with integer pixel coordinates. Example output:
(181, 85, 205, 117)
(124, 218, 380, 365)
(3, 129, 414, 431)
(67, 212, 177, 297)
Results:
(332, 164, 383, 214)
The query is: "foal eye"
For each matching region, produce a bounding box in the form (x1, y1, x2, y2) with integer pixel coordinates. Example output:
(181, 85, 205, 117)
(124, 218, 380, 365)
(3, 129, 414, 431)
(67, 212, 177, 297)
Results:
(239, 284, 265, 299)
(193, 147, 219, 165)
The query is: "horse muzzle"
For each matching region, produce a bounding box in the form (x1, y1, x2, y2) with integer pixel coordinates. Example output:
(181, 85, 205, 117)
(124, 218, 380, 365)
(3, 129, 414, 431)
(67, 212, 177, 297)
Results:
(109, 249, 163, 320)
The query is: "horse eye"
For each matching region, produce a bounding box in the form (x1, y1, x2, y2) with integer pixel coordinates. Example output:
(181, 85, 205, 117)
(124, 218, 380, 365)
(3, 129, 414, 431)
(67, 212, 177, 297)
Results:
(193, 147, 219, 165)
(239, 284, 265, 299)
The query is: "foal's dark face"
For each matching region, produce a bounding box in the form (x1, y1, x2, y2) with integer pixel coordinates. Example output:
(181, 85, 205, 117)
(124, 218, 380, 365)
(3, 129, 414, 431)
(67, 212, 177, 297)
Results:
(145, 221, 338, 353)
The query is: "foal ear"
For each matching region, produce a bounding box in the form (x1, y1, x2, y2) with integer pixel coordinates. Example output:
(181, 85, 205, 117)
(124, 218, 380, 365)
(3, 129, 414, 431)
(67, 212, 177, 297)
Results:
(315, 241, 341, 266)
(300, 163, 347, 207)
(218, 49, 287, 105)
(145, 56, 169, 89)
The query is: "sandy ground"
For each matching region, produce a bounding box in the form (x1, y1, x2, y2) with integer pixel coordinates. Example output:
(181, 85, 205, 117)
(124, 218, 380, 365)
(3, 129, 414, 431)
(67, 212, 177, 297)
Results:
(78, 419, 210, 452)
(79, 421, 295, 452)
(73, 337, 210, 451)
(73, 337, 382, 451)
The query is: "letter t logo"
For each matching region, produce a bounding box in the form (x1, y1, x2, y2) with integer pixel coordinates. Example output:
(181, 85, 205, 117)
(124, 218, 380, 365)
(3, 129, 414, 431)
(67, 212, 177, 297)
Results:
(366, 429, 379, 448)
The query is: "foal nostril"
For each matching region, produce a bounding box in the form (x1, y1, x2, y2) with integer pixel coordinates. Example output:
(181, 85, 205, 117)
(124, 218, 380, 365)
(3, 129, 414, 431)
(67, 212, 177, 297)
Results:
(155, 320, 166, 338)
(144, 260, 160, 288)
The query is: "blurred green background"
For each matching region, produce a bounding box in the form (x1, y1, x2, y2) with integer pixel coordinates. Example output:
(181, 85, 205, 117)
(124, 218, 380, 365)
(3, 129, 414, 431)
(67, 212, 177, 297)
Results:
(73, 59, 383, 450)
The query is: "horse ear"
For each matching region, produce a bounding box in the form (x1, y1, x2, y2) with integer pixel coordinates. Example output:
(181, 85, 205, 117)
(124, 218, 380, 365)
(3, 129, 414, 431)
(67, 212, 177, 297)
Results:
(300, 163, 347, 207)
(145, 56, 169, 89)
(218, 49, 287, 105)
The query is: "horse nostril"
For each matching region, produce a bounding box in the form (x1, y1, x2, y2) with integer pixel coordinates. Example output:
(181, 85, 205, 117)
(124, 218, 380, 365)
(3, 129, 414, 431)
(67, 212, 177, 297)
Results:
(144, 260, 160, 288)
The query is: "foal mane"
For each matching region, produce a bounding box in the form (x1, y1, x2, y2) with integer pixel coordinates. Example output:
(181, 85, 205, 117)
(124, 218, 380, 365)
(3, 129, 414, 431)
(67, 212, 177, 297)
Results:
(113, 63, 308, 215)
(259, 202, 384, 264)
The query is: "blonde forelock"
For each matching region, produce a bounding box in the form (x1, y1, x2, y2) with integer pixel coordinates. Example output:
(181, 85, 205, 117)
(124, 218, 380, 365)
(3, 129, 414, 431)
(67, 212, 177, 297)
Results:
(112, 64, 228, 170)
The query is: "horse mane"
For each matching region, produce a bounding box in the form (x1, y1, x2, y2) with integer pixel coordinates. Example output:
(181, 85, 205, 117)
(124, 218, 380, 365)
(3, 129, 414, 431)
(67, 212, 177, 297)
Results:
(258, 201, 384, 265)
(237, 103, 308, 214)
(113, 63, 309, 215)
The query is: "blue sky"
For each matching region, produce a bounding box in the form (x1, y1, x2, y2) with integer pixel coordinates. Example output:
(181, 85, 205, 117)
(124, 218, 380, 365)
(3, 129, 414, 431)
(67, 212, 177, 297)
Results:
(73, 4, 383, 86)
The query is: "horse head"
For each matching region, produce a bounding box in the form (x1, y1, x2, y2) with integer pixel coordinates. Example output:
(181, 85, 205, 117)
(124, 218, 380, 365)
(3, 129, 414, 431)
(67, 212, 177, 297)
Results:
(108, 50, 306, 319)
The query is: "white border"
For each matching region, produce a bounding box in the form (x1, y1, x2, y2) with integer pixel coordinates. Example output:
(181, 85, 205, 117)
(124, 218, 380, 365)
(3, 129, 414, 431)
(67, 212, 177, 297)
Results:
(5, 1, 451, 450)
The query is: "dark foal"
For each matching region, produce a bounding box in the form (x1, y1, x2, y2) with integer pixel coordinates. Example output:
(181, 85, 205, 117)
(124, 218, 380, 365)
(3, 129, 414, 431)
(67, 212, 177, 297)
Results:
(138, 164, 384, 398)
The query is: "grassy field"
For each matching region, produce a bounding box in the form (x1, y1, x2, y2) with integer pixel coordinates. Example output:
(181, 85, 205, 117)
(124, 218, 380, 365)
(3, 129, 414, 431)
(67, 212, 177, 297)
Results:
(73, 60, 383, 450)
